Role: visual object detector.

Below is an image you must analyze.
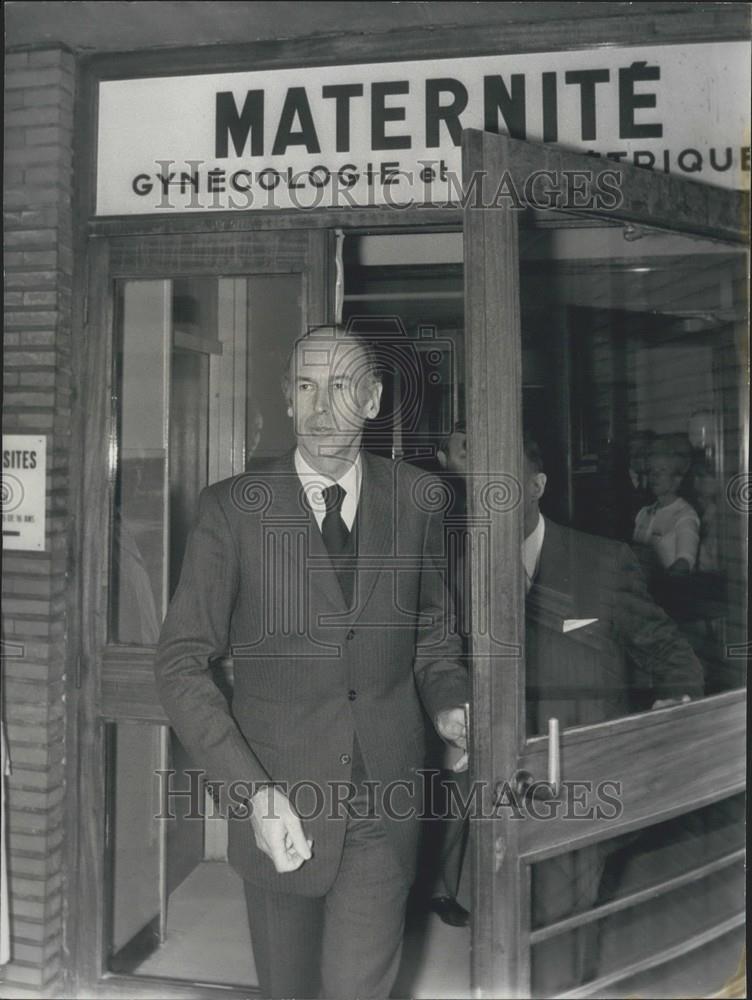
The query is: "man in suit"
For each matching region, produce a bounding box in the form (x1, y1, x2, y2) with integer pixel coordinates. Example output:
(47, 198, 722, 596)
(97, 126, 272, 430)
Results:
(154, 325, 469, 999)
(523, 436, 702, 736)
(523, 436, 704, 995)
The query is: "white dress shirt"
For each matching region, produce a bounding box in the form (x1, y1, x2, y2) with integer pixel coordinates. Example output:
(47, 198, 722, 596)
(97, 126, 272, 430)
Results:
(633, 497, 700, 570)
(294, 448, 362, 531)
(523, 513, 546, 593)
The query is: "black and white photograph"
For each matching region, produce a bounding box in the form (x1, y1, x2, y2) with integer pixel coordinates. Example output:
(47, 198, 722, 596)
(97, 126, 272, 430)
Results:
(2, 3, 750, 998)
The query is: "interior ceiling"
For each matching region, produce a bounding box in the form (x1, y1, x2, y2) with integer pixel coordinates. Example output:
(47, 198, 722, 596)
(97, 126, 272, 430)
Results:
(4, 1, 733, 54)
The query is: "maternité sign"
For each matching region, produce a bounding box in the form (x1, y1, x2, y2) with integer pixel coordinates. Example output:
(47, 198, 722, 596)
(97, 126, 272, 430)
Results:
(96, 42, 751, 213)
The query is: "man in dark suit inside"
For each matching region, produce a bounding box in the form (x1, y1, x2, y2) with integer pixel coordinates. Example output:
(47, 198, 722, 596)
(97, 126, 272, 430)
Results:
(523, 435, 704, 995)
(154, 326, 469, 999)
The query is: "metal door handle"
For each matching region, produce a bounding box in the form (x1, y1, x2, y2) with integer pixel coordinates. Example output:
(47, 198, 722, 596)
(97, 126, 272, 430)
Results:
(510, 718, 561, 801)
(547, 717, 561, 795)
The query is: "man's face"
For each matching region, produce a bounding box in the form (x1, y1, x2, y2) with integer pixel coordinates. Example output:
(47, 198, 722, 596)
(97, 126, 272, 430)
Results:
(522, 457, 547, 534)
(288, 336, 382, 461)
(445, 431, 467, 474)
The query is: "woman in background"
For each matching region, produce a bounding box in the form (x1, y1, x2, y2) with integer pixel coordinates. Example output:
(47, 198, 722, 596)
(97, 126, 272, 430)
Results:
(633, 444, 700, 576)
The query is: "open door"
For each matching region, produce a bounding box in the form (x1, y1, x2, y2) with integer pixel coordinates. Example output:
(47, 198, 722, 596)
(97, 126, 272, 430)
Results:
(463, 131, 747, 998)
(74, 228, 332, 991)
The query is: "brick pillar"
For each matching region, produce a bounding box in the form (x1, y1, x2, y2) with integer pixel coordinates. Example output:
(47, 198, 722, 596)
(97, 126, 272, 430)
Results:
(2, 46, 76, 999)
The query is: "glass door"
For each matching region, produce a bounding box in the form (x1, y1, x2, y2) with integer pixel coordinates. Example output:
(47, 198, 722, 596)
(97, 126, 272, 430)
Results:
(76, 229, 331, 991)
(462, 131, 747, 998)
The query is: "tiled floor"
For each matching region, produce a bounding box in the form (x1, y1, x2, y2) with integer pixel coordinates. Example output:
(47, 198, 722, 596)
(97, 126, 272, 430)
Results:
(134, 860, 472, 997)
(134, 862, 256, 987)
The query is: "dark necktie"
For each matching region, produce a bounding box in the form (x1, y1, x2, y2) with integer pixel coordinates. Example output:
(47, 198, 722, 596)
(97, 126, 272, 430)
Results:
(321, 483, 349, 555)
(321, 483, 355, 606)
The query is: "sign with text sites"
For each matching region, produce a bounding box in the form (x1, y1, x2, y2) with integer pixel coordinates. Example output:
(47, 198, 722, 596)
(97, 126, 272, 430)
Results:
(2, 435, 46, 551)
(95, 41, 751, 214)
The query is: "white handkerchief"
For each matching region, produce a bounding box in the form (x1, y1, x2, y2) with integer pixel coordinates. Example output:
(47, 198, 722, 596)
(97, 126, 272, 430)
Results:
(563, 618, 599, 633)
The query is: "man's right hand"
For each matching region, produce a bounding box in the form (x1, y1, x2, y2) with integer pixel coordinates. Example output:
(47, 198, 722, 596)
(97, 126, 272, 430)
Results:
(249, 785, 313, 873)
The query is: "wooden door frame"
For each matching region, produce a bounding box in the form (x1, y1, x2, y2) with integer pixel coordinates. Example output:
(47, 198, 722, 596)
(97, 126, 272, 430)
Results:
(462, 129, 748, 998)
(65, 226, 335, 997)
(64, 210, 470, 998)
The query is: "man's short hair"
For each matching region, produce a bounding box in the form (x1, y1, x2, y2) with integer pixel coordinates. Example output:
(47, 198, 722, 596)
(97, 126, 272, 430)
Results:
(281, 325, 382, 399)
(523, 435, 545, 474)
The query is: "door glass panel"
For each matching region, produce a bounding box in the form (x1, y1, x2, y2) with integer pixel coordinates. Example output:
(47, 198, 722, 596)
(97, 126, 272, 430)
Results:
(107, 269, 302, 986)
(529, 793, 745, 998)
(110, 281, 169, 645)
(342, 232, 463, 466)
(105, 721, 258, 988)
(520, 218, 748, 735)
(108, 721, 163, 957)
(110, 272, 304, 645)
(246, 273, 302, 462)
(169, 277, 214, 593)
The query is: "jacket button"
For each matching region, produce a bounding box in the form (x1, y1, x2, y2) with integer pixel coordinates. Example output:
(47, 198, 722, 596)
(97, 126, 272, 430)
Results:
(348, 689, 357, 701)
(340, 753, 351, 765)
(346, 629, 355, 641)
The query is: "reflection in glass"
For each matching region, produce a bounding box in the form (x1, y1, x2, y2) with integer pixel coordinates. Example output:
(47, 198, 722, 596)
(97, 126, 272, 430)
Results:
(530, 794, 745, 998)
(342, 233, 463, 465)
(520, 222, 748, 726)
(523, 435, 704, 737)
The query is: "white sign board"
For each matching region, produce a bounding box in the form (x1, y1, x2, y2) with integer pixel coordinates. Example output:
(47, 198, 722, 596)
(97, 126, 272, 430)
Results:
(96, 41, 751, 214)
(2, 436, 46, 551)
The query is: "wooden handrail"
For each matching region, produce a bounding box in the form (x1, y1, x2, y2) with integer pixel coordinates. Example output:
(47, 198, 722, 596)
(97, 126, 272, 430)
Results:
(530, 848, 745, 944)
(556, 913, 745, 999)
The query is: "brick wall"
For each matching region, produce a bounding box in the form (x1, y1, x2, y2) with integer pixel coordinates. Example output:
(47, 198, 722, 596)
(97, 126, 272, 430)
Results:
(2, 46, 76, 999)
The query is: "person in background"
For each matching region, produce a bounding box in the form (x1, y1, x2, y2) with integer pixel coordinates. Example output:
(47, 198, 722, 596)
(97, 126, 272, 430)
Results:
(429, 423, 471, 928)
(627, 429, 656, 522)
(525, 436, 703, 731)
(436, 422, 470, 637)
(632, 441, 700, 576)
(587, 440, 640, 542)
(628, 430, 656, 498)
(522, 436, 704, 995)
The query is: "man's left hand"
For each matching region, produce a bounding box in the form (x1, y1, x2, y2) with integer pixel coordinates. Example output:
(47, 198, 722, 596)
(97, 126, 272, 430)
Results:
(435, 706, 468, 772)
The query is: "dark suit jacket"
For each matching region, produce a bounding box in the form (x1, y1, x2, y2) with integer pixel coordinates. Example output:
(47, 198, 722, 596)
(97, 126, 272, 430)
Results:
(154, 450, 468, 896)
(526, 518, 704, 738)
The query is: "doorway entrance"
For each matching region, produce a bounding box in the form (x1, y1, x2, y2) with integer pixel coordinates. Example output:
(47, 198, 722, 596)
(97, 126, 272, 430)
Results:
(71, 136, 747, 998)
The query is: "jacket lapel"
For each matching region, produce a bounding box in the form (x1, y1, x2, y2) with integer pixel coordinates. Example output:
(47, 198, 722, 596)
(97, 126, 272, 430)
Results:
(528, 519, 576, 626)
(260, 450, 348, 619)
(350, 451, 392, 622)
(262, 449, 393, 622)
(529, 520, 605, 648)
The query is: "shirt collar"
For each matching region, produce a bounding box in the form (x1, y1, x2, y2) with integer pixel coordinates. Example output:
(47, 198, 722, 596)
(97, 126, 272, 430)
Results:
(294, 447, 361, 513)
(523, 513, 546, 585)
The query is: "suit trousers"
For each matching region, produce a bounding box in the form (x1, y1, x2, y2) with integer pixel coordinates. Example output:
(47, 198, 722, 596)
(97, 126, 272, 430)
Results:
(243, 741, 412, 999)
